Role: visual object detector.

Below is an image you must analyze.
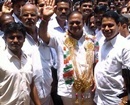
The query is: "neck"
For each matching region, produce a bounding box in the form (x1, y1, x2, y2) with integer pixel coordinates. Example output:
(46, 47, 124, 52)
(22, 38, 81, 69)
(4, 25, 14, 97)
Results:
(69, 30, 83, 40)
(124, 30, 130, 38)
(26, 27, 38, 42)
(12, 50, 22, 59)
(56, 17, 66, 31)
(106, 32, 119, 41)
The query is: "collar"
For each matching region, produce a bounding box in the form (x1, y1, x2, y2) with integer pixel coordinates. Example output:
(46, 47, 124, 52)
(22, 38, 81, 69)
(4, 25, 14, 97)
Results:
(104, 33, 123, 48)
(12, 13, 22, 23)
(5, 47, 27, 61)
(49, 16, 68, 31)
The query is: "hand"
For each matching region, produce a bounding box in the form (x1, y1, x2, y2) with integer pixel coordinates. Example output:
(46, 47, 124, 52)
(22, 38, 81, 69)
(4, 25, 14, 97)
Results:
(42, 0, 56, 20)
(119, 96, 128, 105)
(2, 1, 13, 13)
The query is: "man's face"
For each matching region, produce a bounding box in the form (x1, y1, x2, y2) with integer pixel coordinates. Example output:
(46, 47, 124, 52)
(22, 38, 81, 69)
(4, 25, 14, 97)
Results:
(5, 31, 25, 53)
(37, 0, 45, 17)
(95, 12, 104, 27)
(20, 4, 38, 28)
(55, 2, 70, 20)
(89, 15, 96, 31)
(68, 13, 84, 36)
(101, 17, 119, 40)
(121, 7, 127, 14)
(114, 0, 126, 9)
(80, 2, 93, 17)
(13, 1, 27, 17)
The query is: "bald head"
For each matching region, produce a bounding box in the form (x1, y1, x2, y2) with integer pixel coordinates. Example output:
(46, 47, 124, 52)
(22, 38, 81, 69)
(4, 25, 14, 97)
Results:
(20, 3, 38, 28)
(0, 13, 15, 31)
(20, 3, 38, 16)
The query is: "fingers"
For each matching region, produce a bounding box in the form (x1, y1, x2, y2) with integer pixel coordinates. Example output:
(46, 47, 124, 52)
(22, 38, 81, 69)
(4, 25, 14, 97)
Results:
(44, 0, 55, 6)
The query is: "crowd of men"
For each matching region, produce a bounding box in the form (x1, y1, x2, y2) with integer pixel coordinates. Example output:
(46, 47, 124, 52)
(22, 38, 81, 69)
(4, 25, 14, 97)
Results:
(0, 0, 130, 105)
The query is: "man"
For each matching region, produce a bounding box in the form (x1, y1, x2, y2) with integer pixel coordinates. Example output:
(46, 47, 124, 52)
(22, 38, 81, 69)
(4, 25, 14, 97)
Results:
(80, 0, 94, 34)
(119, 15, 130, 39)
(114, 0, 126, 14)
(0, 13, 15, 50)
(20, 3, 53, 105)
(12, 0, 27, 22)
(39, 0, 95, 104)
(94, 11, 130, 105)
(47, 0, 71, 104)
(0, 22, 41, 105)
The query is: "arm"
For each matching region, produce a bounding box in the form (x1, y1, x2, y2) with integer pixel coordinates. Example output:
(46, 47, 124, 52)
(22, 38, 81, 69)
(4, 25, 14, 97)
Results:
(39, 0, 55, 44)
(30, 79, 41, 105)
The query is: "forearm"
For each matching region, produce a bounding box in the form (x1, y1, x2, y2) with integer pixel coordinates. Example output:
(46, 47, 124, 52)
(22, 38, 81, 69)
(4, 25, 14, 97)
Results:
(30, 81, 41, 105)
(39, 19, 50, 44)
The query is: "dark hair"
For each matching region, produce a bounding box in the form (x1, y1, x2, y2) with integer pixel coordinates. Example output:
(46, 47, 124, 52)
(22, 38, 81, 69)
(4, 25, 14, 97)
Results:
(119, 15, 129, 26)
(102, 10, 120, 24)
(11, 0, 27, 4)
(55, 0, 72, 7)
(67, 10, 84, 21)
(4, 22, 26, 38)
(94, 5, 108, 14)
(80, 0, 94, 6)
(97, 0, 109, 4)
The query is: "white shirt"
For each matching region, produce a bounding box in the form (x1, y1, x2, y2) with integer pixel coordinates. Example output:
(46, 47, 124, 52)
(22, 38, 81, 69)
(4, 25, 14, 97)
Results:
(32, 42, 53, 98)
(0, 36, 5, 50)
(47, 16, 68, 69)
(22, 33, 53, 99)
(94, 34, 130, 105)
(0, 48, 33, 105)
(48, 31, 94, 98)
(12, 13, 22, 23)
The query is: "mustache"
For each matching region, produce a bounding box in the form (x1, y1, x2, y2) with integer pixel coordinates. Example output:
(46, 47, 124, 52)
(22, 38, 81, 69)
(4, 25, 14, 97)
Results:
(25, 19, 35, 24)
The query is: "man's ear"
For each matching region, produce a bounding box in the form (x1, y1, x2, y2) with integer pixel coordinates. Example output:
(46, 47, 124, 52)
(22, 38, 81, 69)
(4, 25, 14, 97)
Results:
(54, 6, 57, 13)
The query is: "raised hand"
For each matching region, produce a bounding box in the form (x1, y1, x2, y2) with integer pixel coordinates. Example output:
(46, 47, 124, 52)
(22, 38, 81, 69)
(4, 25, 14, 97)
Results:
(42, 0, 55, 21)
(2, 1, 13, 14)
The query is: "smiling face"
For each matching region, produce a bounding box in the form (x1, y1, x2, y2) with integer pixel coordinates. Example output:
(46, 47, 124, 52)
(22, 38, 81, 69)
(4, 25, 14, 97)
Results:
(80, 2, 93, 18)
(5, 31, 25, 54)
(68, 12, 84, 39)
(20, 4, 38, 28)
(101, 17, 119, 40)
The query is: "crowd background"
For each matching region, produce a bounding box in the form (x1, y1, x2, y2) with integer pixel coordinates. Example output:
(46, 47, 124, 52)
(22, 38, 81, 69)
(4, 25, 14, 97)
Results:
(0, 0, 130, 105)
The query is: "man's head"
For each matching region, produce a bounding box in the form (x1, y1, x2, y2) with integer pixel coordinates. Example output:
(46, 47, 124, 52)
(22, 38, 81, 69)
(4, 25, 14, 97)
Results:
(80, 0, 94, 19)
(0, 13, 15, 31)
(114, 0, 126, 13)
(87, 12, 97, 33)
(118, 15, 129, 37)
(55, 0, 71, 20)
(94, 5, 108, 28)
(35, 0, 45, 18)
(12, 0, 27, 18)
(101, 11, 120, 40)
(20, 3, 38, 28)
(4, 22, 26, 55)
(97, 0, 109, 7)
(67, 11, 84, 40)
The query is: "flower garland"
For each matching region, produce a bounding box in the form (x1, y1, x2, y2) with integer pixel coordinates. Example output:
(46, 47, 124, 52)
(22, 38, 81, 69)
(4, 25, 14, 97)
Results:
(63, 32, 95, 104)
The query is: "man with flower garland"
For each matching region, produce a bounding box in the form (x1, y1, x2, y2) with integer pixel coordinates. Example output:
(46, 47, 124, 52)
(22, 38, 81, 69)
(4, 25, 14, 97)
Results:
(39, 0, 96, 104)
